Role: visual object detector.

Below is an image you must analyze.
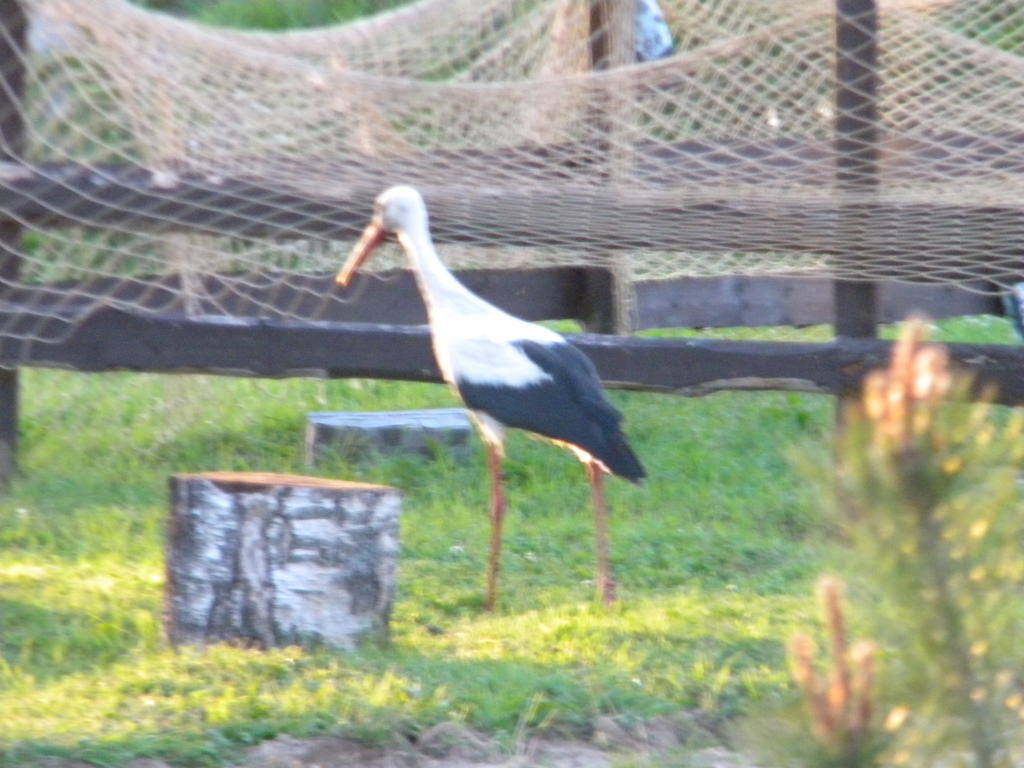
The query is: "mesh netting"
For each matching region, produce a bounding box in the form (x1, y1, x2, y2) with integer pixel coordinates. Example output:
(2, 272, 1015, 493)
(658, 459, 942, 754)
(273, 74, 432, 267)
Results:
(2, 0, 1023, 347)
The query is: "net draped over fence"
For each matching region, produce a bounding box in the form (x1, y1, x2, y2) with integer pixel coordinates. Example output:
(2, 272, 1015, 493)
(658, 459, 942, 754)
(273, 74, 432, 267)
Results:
(0, 0, 1023, 348)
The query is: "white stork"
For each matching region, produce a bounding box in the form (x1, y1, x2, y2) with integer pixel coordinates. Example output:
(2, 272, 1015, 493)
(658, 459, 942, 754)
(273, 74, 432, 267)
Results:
(336, 186, 645, 610)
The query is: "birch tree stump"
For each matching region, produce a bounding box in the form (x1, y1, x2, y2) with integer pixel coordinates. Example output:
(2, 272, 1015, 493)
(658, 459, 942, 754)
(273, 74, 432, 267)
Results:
(165, 471, 400, 650)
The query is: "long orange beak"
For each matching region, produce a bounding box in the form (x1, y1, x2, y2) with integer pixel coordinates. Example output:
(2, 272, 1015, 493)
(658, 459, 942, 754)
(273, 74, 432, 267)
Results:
(336, 221, 387, 287)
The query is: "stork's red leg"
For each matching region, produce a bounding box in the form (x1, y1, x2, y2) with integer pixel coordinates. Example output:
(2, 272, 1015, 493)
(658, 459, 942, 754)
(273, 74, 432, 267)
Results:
(588, 460, 617, 606)
(484, 442, 507, 612)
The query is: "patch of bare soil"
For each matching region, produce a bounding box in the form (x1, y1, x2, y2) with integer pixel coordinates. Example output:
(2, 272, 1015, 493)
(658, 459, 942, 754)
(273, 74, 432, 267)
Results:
(41, 714, 758, 768)
(231, 716, 692, 767)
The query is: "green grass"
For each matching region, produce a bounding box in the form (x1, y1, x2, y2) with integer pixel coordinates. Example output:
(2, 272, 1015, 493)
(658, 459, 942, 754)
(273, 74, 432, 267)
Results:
(134, 0, 411, 29)
(948, 0, 1024, 53)
(0, 315, 1018, 766)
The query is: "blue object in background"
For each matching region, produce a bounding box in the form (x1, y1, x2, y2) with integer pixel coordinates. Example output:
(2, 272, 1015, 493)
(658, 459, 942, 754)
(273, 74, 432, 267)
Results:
(1002, 283, 1024, 341)
(635, 0, 674, 61)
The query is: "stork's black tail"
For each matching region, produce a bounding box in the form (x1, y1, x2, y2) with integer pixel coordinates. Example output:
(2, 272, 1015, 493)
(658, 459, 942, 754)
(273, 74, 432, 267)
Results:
(601, 431, 646, 484)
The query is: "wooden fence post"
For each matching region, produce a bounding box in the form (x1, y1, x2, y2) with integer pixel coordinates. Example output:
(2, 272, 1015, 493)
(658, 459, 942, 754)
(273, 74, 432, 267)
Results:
(834, 0, 880, 414)
(0, 0, 26, 486)
(586, 0, 636, 334)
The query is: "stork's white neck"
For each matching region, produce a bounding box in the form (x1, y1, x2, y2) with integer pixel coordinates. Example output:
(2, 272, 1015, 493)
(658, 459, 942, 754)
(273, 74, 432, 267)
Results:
(392, 208, 565, 367)
(390, 204, 565, 391)
(397, 223, 497, 321)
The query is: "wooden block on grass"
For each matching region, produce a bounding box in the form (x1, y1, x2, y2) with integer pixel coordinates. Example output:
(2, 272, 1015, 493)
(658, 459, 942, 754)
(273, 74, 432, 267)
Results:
(165, 471, 400, 650)
(305, 408, 473, 465)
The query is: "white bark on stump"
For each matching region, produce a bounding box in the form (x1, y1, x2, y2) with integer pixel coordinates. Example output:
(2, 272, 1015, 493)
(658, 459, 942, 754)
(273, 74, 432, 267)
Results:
(165, 471, 400, 650)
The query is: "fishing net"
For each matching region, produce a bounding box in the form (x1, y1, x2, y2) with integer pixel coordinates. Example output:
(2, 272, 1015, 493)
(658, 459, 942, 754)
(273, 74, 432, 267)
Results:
(1, 0, 1023, 349)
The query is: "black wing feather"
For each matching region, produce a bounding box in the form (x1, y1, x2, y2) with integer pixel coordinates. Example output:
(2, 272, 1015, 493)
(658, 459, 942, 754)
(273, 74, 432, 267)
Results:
(456, 340, 645, 482)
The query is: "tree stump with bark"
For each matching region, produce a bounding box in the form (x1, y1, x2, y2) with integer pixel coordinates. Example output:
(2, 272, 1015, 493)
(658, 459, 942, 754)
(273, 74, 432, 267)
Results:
(165, 471, 400, 650)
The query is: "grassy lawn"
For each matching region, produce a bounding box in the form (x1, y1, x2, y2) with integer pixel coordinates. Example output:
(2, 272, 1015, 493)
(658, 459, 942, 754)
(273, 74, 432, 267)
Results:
(133, 0, 411, 29)
(0, 316, 1016, 766)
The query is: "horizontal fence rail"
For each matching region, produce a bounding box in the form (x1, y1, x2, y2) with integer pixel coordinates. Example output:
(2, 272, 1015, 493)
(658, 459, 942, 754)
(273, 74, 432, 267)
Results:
(3, 163, 1024, 282)
(0, 271, 1002, 348)
(5, 309, 1024, 405)
(0, 267, 612, 326)
(632, 276, 999, 329)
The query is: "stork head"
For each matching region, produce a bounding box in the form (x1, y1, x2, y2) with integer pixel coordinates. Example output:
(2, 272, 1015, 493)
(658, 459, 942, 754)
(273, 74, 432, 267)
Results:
(336, 185, 429, 287)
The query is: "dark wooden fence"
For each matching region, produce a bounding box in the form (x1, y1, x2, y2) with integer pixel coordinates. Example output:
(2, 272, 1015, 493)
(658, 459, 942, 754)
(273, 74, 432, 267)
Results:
(0, 0, 1023, 485)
